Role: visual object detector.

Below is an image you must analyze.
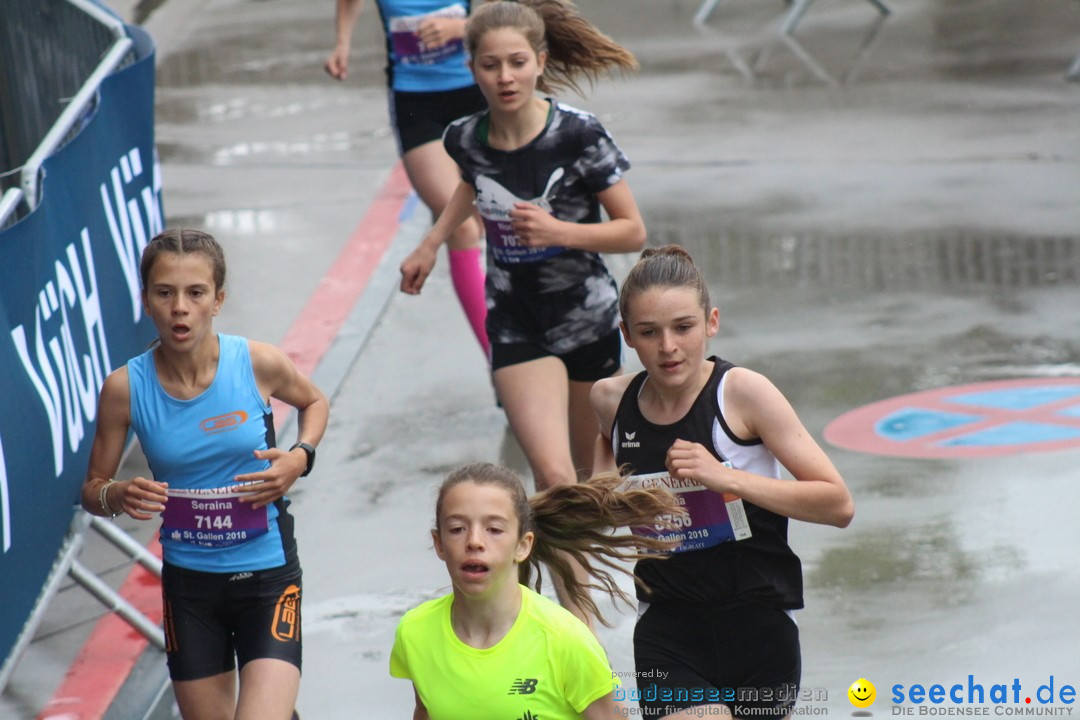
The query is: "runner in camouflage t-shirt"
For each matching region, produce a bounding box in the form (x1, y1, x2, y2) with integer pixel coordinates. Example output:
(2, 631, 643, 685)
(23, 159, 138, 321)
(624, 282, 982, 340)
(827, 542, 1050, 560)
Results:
(397, 0, 644, 624)
(444, 100, 629, 354)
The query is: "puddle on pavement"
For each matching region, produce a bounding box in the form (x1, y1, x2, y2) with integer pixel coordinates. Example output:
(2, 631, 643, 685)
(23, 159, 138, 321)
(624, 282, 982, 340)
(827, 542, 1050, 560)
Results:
(153, 12, 384, 89)
(156, 93, 359, 125)
(815, 522, 972, 589)
(648, 226, 1080, 292)
(647, 225, 1080, 409)
(154, 86, 390, 164)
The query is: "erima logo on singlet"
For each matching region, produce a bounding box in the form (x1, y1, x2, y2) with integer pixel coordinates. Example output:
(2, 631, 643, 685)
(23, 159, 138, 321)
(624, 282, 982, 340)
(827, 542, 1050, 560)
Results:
(200, 410, 248, 434)
(517, 711, 539, 720)
(507, 678, 539, 695)
(621, 431, 640, 448)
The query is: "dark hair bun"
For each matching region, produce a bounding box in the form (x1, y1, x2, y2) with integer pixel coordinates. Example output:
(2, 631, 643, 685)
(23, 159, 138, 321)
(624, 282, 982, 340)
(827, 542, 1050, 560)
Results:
(640, 244, 694, 262)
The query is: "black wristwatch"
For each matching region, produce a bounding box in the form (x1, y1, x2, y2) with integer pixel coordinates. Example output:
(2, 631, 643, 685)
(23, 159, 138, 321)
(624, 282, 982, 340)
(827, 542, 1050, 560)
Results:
(290, 441, 316, 477)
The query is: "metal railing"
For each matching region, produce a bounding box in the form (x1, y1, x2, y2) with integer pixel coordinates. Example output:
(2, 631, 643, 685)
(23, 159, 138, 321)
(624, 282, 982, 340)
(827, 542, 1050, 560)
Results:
(0, 0, 162, 696)
(0, 511, 166, 693)
(0, 0, 136, 228)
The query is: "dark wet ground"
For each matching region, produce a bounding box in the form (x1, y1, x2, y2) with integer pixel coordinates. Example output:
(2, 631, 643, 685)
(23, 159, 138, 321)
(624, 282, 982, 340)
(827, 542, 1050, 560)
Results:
(4, 0, 1080, 717)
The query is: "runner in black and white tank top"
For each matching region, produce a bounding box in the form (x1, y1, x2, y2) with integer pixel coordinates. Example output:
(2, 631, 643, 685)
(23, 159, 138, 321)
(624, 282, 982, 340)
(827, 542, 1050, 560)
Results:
(612, 357, 803, 609)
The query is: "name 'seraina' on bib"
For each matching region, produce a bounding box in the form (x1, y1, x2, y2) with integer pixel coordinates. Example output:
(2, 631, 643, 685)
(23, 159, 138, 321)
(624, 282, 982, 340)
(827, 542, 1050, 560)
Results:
(621, 469, 751, 553)
(161, 485, 269, 548)
(474, 169, 568, 264)
(389, 5, 466, 65)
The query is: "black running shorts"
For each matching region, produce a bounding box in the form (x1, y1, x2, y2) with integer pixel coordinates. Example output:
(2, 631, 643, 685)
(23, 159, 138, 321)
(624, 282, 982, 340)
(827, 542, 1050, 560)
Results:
(491, 328, 622, 382)
(162, 557, 303, 681)
(390, 84, 486, 155)
(633, 598, 801, 719)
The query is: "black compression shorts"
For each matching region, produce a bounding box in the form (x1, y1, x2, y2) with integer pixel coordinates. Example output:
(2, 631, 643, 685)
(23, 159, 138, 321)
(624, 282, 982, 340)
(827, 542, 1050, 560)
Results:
(389, 84, 486, 155)
(633, 598, 801, 719)
(491, 328, 622, 382)
(162, 557, 303, 681)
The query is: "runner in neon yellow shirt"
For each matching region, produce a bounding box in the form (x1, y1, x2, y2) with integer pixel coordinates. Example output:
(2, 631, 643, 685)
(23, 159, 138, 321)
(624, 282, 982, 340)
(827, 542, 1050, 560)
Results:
(391, 586, 612, 719)
(389, 462, 682, 719)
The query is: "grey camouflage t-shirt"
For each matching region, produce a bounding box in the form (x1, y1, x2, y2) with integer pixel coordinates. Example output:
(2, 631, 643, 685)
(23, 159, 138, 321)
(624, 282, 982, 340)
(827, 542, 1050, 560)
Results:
(443, 100, 631, 354)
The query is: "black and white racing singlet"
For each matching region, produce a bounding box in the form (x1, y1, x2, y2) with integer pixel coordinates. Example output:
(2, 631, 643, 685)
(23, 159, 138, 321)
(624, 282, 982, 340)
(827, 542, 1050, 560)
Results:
(612, 358, 804, 608)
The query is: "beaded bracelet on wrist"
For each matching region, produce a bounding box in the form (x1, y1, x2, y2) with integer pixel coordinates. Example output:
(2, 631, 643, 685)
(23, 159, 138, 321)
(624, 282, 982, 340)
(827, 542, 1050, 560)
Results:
(99, 479, 120, 518)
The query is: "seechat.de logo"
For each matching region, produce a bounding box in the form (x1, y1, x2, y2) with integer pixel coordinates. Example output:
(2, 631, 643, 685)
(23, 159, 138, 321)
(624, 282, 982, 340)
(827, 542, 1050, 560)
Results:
(850, 678, 877, 710)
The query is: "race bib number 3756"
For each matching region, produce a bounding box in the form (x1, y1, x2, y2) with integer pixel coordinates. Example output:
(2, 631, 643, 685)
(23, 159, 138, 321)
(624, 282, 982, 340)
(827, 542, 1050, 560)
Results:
(622, 470, 752, 554)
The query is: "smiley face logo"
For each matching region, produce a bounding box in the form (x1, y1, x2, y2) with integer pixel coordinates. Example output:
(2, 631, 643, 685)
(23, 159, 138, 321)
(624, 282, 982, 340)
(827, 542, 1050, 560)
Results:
(848, 678, 876, 709)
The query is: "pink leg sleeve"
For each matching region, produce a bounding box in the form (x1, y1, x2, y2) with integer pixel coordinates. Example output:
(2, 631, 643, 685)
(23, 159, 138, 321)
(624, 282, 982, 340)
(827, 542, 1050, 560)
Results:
(448, 247, 489, 360)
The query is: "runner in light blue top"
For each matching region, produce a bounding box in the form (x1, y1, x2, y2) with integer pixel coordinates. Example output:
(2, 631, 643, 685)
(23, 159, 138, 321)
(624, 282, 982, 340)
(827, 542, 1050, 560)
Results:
(81, 228, 328, 720)
(373, 0, 475, 92)
(127, 332, 288, 573)
(325, 0, 490, 360)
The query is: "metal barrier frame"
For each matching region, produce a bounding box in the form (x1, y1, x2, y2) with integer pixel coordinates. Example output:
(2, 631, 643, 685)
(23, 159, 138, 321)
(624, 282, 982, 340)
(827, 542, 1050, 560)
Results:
(19, 0, 133, 212)
(0, 0, 161, 695)
(0, 188, 22, 230)
(693, 0, 890, 33)
(0, 510, 165, 693)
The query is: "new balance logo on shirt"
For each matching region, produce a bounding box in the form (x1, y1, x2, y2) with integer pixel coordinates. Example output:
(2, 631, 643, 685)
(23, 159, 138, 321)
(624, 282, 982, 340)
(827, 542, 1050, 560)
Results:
(508, 678, 539, 695)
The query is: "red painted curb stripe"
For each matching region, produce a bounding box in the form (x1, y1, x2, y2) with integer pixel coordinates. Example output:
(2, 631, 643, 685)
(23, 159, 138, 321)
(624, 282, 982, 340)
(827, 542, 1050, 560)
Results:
(39, 542, 164, 720)
(38, 162, 412, 720)
(270, 161, 412, 422)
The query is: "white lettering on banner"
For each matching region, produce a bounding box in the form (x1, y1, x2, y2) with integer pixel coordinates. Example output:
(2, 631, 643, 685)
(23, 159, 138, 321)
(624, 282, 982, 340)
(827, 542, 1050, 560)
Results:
(10, 230, 112, 477)
(101, 146, 164, 323)
(0, 433, 10, 552)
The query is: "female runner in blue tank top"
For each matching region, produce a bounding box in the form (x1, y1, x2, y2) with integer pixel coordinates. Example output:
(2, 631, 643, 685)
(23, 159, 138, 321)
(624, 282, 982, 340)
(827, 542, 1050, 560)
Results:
(590, 246, 854, 720)
(81, 229, 329, 720)
(325, 0, 490, 360)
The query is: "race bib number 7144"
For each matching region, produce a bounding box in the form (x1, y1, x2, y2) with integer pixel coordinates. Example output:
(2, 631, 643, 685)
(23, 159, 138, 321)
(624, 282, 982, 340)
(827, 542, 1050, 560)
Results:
(161, 486, 268, 548)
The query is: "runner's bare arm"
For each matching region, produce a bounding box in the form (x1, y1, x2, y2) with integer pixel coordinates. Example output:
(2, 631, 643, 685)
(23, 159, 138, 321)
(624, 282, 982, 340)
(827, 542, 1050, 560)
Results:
(400, 180, 477, 294)
(582, 693, 619, 719)
(235, 340, 329, 508)
(325, 0, 366, 79)
(667, 368, 853, 527)
(412, 687, 430, 720)
(81, 368, 168, 520)
(589, 374, 633, 474)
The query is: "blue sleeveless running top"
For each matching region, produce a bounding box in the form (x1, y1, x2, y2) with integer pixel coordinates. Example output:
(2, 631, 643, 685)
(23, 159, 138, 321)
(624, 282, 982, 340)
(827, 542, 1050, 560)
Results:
(128, 334, 296, 572)
(375, 0, 475, 92)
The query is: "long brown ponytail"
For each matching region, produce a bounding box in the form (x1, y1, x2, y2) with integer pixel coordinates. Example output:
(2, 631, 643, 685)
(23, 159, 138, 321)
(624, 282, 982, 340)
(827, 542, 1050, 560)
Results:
(435, 463, 683, 625)
(466, 0, 638, 95)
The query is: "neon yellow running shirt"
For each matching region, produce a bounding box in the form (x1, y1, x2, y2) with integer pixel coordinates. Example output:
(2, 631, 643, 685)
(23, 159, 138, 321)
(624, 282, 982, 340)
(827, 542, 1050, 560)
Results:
(390, 586, 616, 719)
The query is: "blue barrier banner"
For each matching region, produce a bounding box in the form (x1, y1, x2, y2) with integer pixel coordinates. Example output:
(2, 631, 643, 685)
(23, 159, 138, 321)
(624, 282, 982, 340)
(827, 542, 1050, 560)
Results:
(0, 25, 161, 668)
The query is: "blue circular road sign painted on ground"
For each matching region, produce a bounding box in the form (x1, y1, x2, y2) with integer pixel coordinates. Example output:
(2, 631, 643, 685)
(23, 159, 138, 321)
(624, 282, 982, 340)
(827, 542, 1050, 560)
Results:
(825, 378, 1080, 458)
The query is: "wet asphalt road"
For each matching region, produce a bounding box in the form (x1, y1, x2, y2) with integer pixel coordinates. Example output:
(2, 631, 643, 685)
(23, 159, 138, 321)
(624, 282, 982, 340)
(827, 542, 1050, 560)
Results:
(3, 0, 1080, 717)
